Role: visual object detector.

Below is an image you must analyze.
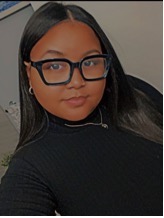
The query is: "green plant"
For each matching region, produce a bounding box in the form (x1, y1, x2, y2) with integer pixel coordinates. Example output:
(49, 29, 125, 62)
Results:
(1, 153, 13, 167)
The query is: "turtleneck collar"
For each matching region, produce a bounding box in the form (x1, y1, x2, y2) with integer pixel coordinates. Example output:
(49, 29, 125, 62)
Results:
(48, 106, 110, 133)
(49, 106, 100, 125)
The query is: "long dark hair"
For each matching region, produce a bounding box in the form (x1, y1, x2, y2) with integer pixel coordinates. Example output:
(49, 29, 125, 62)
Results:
(16, 2, 162, 150)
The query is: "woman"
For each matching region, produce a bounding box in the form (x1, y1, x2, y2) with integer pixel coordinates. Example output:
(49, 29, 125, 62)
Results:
(0, 2, 162, 215)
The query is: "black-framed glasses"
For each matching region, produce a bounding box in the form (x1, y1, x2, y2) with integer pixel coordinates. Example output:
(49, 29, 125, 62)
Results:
(30, 54, 112, 86)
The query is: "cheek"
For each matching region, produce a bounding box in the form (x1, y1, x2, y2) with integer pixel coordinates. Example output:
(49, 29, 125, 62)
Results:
(30, 71, 62, 112)
(89, 80, 106, 104)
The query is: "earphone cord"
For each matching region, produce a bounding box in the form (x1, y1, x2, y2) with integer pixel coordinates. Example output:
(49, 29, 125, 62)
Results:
(64, 108, 108, 129)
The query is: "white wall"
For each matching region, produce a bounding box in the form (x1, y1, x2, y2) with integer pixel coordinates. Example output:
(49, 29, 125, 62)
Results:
(0, 5, 34, 109)
(31, 1, 163, 93)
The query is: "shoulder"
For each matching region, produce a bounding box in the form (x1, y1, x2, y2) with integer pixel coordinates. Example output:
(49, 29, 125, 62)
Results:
(3, 129, 54, 186)
(12, 129, 52, 164)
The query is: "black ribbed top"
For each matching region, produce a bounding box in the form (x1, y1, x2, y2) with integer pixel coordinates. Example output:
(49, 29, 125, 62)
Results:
(0, 106, 162, 215)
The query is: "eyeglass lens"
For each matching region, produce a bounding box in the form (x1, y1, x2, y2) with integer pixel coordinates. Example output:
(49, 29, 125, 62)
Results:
(41, 56, 108, 84)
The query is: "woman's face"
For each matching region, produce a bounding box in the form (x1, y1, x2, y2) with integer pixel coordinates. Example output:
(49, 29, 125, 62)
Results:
(26, 20, 106, 121)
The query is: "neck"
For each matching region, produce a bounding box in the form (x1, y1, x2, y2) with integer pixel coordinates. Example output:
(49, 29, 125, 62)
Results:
(64, 108, 108, 129)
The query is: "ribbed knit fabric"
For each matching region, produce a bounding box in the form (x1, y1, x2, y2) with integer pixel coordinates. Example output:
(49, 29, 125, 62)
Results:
(0, 106, 162, 215)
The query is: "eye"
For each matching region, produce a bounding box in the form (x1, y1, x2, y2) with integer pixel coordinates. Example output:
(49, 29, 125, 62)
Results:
(50, 63, 61, 70)
(83, 60, 93, 67)
(43, 62, 67, 71)
(83, 59, 98, 67)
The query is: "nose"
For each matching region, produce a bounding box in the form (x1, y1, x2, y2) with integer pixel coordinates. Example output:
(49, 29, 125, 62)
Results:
(66, 67, 86, 89)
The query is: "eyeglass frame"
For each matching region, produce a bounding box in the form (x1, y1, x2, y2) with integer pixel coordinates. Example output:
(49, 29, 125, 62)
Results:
(30, 54, 112, 86)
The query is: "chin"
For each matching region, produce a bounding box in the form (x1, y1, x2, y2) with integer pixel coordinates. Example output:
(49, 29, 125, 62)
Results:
(64, 114, 88, 122)
(63, 110, 91, 122)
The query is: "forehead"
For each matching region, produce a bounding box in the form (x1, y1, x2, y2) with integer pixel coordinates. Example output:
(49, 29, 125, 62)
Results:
(30, 20, 101, 60)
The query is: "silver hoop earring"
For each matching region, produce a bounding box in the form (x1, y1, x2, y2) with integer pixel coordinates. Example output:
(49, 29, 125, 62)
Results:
(29, 87, 34, 95)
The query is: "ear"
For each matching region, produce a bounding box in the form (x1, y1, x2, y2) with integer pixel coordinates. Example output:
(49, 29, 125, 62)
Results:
(24, 61, 32, 86)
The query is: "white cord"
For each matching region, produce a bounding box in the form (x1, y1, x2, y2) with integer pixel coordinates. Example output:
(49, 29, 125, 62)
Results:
(64, 108, 108, 129)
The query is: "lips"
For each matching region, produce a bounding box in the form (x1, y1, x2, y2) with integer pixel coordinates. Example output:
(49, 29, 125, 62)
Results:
(64, 96, 88, 107)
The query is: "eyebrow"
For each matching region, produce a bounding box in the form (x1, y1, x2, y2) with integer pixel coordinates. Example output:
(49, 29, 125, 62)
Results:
(41, 49, 101, 58)
(42, 49, 64, 57)
(83, 49, 101, 56)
